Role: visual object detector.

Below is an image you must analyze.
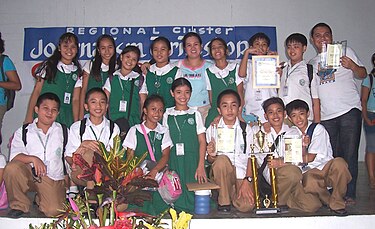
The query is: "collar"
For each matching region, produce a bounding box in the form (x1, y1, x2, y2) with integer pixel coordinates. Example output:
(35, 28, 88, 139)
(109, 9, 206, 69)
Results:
(101, 63, 109, 72)
(165, 106, 198, 116)
(114, 70, 139, 80)
(31, 118, 57, 135)
(57, 61, 78, 73)
(149, 63, 173, 75)
(137, 121, 166, 134)
(208, 62, 236, 78)
(86, 116, 108, 129)
(217, 117, 240, 128)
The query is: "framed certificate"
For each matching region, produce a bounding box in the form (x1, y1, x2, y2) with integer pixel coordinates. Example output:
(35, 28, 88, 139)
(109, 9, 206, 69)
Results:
(216, 127, 235, 154)
(282, 135, 303, 164)
(252, 55, 280, 89)
(323, 40, 347, 69)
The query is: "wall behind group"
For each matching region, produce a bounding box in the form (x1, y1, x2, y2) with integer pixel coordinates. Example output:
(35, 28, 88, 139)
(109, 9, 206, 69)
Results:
(1, 0, 374, 160)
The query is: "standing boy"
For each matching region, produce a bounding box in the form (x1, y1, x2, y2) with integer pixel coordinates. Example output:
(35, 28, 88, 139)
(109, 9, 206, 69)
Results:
(309, 23, 367, 202)
(65, 87, 120, 193)
(239, 32, 278, 124)
(206, 89, 254, 212)
(4, 93, 66, 217)
(286, 99, 352, 215)
(256, 97, 322, 212)
(279, 33, 316, 121)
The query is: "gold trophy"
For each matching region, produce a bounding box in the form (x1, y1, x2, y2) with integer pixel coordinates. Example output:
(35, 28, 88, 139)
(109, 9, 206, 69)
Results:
(249, 119, 280, 214)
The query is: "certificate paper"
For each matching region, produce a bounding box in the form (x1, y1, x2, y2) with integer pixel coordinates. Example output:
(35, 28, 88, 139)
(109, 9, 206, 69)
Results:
(216, 128, 235, 153)
(283, 135, 303, 164)
(252, 55, 280, 89)
(324, 40, 347, 69)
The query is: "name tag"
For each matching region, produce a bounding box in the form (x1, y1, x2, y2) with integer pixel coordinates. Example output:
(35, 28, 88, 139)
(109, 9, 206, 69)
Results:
(283, 86, 288, 97)
(64, 92, 71, 104)
(119, 100, 127, 112)
(176, 143, 185, 156)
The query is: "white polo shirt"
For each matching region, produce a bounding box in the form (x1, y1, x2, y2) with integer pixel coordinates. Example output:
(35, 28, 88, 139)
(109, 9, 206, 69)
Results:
(10, 119, 66, 181)
(65, 117, 120, 157)
(206, 118, 250, 179)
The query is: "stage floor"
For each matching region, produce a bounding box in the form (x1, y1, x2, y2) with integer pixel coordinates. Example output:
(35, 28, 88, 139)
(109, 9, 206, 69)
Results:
(1, 162, 375, 228)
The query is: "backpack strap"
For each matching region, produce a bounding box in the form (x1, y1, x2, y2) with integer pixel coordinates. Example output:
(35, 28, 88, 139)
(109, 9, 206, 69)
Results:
(22, 123, 29, 146)
(79, 118, 87, 142)
(109, 119, 115, 139)
(127, 79, 135, 120)
(0, 55, 6, 99)
(306, 122, 318, 147)
(60, 123, 68, 175)
(369, 73, 374, 97)
(239, 121, 247, 154)
(307, 64, 313, 89)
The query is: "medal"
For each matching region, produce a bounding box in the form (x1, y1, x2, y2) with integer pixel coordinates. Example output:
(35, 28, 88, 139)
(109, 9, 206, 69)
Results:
(154, 81, 161, 88)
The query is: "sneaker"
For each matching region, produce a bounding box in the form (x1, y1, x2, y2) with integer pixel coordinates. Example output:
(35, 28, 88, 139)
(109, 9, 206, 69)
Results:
(7, 209, 25, 218)
(217, 204, 231, 212)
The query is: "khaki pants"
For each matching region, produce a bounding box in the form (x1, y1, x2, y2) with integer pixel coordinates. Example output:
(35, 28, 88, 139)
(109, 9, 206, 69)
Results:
(211, 155, 254, 212)
(303, 157, 351, 210)
(4, 160, 65, 217)
(277, 164, 322, 212)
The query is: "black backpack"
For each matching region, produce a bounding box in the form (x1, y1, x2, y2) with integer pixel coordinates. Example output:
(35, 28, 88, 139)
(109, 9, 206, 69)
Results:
(22, 123, 68, 174)
(0, 54, 16, 111)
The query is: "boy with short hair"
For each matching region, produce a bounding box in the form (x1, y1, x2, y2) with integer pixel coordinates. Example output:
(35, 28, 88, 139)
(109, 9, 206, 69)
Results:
(279, 33, 316, 121)
(256, 97, 322, 213)
(239, 32, 278, 124)
(286, 99, 351, 215)
(4, 93, 66, 218)
(65, 87, 120, 193)
(206, 89, 254, 212)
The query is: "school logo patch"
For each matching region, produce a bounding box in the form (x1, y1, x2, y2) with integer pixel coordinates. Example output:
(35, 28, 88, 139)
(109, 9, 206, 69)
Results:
(187, 118, 195, 125)
(55, 147, 62, 158)
(228, 77, 235, 85)
(299, 79, 305, 86)
(166, 77, 173, 84)
(134, 79, 140, 87)
(155, 133, 162, 140)
(72, 73, 78, 81)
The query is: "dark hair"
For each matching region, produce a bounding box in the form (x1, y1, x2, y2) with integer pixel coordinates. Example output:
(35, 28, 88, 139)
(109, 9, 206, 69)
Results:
(35, 32, 82, 83)
(262, 97, 285, 112)
(116, 45, 141, 72)
(141, 94, 165, 120)
(248, 32, 270, 46)
(91, 34, 116, 82)
(182, 32, 202, 48)
(310, 22, 332, 38)
(151, 36, 171, 51)
(217, 89, 241, 108)
(285, 33, 307, 46)
(371, 53, 375, 75)
(285, 99, 309, 116)
(85, 87, 108, 104)
(36, 92, 61, 110)
(0, 33, 4, 53)
(171, 78, 192, 92)
(208, 37, 228, 57)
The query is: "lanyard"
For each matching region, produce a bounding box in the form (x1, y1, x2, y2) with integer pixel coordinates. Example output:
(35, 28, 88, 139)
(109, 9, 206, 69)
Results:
(217, 72, 228, 87)
(173, 116, 187, 142)
(61, 66, 72, 91)
(285, 64, 298, 85)
(37, 132, 50, 162)
(89, 126, 104, 141)
(118, 77, 131, 100)
(148, 131, 157, 155)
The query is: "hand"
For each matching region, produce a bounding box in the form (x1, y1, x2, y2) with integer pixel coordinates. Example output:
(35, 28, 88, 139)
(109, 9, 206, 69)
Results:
(365, 118, 375, 126)
(207, 140, 217, 158)
(245, 47, 266, 56)
(80, 140, 100, 153)
(141, 62, 151, 75)
(32, 156, 47, 177)
(340, 56, 355, 70)
(195, 165, 207, 184)
(268, 157, 284, 169)
(263, 122, 271, 133)
(302, 134, 310, 147)
(210, 115, 221, 126)
(146, 169, 157, 180)
(267, 50, 278, 55)
(237, 179, 254, 205)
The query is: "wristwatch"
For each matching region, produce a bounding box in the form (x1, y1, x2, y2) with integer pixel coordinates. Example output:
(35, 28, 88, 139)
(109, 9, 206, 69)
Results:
(244, 176, 253, 183)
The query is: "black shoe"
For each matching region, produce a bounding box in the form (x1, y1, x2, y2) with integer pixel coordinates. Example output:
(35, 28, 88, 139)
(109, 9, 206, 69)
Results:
(330, 208, 348, 216)
(217, 204, 231, 212)
(7, 209, 25, 218)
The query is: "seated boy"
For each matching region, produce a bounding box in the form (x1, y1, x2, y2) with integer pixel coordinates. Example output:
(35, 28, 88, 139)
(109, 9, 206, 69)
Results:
(255, 97, 322, 213)
(239, 32, 278, 124)
(286, 99, 351, 215)
(4, 92, 66, 217)
(206, 89, 254, 212)
(278, 33, 316, 121)
(65, 87, 120, 193)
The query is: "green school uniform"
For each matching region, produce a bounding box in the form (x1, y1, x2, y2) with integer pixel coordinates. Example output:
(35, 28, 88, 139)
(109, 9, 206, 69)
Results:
(166, 112, 199, 213)
(146, 67, 177, 108)
(40, 67, 78, 127)
(108, 73, 141, 126)
(127, 127, 169, 215)
(87, 70, 109, 91)
(205, 67, 237, 128)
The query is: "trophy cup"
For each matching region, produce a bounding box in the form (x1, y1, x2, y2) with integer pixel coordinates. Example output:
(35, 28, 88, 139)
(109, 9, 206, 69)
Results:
(250, 119, 280, 214)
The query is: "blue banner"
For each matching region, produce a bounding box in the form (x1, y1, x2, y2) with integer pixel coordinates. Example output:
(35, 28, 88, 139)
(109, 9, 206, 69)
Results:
(23, 26, 277, 61)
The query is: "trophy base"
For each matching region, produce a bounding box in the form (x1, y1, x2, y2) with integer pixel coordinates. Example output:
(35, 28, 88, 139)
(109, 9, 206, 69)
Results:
(254, 207, 280, 215)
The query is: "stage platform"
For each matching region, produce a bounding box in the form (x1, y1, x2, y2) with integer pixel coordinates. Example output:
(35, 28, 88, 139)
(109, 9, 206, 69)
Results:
(1, 162, 375, 229)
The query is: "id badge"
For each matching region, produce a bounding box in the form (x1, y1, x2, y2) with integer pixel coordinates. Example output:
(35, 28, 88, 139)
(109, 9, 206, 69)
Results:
(64, 92, 71, 104)
(176, 143, 185, 156)
(255, 90, 262, 101)
(119, 100, 127, 112)
(283, 86, 288, 97)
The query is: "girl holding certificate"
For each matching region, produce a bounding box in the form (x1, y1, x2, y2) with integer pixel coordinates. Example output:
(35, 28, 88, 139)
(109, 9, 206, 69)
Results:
(162, 78, 207, 213)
